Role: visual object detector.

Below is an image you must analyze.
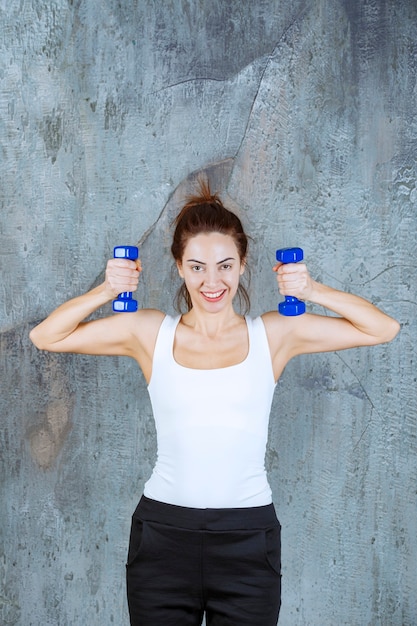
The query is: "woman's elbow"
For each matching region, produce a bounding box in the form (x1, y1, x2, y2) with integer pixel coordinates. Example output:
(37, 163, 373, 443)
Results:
(388, 318, 401, 342)
(29, 327, 52, 351)
(378, 318, 401, 345)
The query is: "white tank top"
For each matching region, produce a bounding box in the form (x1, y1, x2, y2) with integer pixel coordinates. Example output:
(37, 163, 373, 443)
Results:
(144, 315, 276, 508)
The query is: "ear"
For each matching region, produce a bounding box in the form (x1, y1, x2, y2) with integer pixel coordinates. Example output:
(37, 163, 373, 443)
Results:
(239, 257, 247, 276)
(176, 260, 184, 279)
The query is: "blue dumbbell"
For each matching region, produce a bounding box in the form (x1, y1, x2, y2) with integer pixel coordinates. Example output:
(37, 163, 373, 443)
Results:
(112, 246, 139, 312)
(276, 247, 306, 316)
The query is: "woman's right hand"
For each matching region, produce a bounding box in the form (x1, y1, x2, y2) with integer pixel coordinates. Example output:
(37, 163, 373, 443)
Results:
(104, 257, 142, 299)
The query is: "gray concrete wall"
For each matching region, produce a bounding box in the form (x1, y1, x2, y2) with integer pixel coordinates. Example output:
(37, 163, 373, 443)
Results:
(1, 1, 416, 624)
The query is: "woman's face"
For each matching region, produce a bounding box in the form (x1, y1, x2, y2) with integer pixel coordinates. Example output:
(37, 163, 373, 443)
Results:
(177, 232, 245, 313)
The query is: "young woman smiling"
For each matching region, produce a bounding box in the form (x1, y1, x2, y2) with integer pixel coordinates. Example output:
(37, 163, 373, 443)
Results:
(30, 181, 400, 625)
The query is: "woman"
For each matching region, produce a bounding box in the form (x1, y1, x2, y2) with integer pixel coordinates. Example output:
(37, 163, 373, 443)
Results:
(30, 182, 400, 625)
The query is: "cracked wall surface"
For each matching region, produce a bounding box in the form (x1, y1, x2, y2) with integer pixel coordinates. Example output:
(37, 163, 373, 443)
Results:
(1, 1, 416, 624)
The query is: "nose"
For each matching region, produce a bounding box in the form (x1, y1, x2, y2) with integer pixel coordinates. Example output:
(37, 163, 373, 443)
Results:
(204, 267, 219, 288)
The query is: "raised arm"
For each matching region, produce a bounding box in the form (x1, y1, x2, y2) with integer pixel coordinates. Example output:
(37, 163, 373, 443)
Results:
(29, 256, 164, 379)
(262, 259, 400, 380)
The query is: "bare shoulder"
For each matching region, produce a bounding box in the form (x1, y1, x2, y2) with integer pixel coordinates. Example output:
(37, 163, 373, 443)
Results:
(260, 310, 287, 344)
(130, 308, 166, 348)
(119, 308, 165, 382)
(261, 310, 282, 328)
(260, 310, 294, 357)
(260, 310, 301, 381)
(134, 307, 166, 326)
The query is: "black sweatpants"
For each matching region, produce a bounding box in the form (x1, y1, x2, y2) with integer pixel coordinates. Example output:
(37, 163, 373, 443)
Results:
(126, 496, 281, 625)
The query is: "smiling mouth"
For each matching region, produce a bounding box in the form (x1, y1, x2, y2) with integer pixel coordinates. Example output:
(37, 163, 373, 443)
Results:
(201, 289, 226, 301)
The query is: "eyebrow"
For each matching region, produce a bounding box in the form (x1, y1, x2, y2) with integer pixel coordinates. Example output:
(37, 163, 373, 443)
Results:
(185, 257, 236, 265)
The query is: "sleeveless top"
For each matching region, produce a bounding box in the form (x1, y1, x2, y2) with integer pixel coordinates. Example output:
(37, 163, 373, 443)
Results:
(144, 315, 276, 508)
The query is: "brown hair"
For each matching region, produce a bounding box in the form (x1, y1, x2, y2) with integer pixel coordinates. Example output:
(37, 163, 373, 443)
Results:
(171, 179, 250, 313)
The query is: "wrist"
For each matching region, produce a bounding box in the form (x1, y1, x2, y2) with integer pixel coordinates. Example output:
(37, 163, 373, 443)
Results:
(306, 279, 327, 305)
(91, 281, 116, 304)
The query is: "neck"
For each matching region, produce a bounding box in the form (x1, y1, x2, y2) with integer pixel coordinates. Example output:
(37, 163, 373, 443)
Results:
(181, 307, 243, 338)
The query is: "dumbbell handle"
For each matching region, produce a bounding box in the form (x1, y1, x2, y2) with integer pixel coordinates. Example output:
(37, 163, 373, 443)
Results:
(112, 246, 139, 313)
(276, 247, 306, 316)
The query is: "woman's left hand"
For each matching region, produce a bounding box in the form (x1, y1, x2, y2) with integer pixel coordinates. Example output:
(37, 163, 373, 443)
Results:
(272, 261, 315, 302)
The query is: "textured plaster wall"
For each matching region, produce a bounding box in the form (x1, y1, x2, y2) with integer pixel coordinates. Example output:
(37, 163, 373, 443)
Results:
(1, 1, 416, 624)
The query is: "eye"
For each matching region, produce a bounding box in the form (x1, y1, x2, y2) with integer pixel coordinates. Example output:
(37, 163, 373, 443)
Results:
(191, 265, 204, 272)
(221, 263, 232, 270)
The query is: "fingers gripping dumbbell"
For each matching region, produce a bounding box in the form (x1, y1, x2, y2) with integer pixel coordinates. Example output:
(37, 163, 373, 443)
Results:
(112, 246, 139, 312)
(275, 247, 306, 316)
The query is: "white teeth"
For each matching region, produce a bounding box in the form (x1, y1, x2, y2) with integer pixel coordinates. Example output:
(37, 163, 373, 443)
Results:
(203, 290, 224, 299)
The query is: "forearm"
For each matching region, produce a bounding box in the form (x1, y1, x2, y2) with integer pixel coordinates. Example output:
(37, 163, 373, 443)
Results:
(30, 282, 111, 349)
(309, 281, 400, 342)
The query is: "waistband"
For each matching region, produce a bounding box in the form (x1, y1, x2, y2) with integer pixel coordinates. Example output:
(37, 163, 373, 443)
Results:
(133, 496, 280, 531)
